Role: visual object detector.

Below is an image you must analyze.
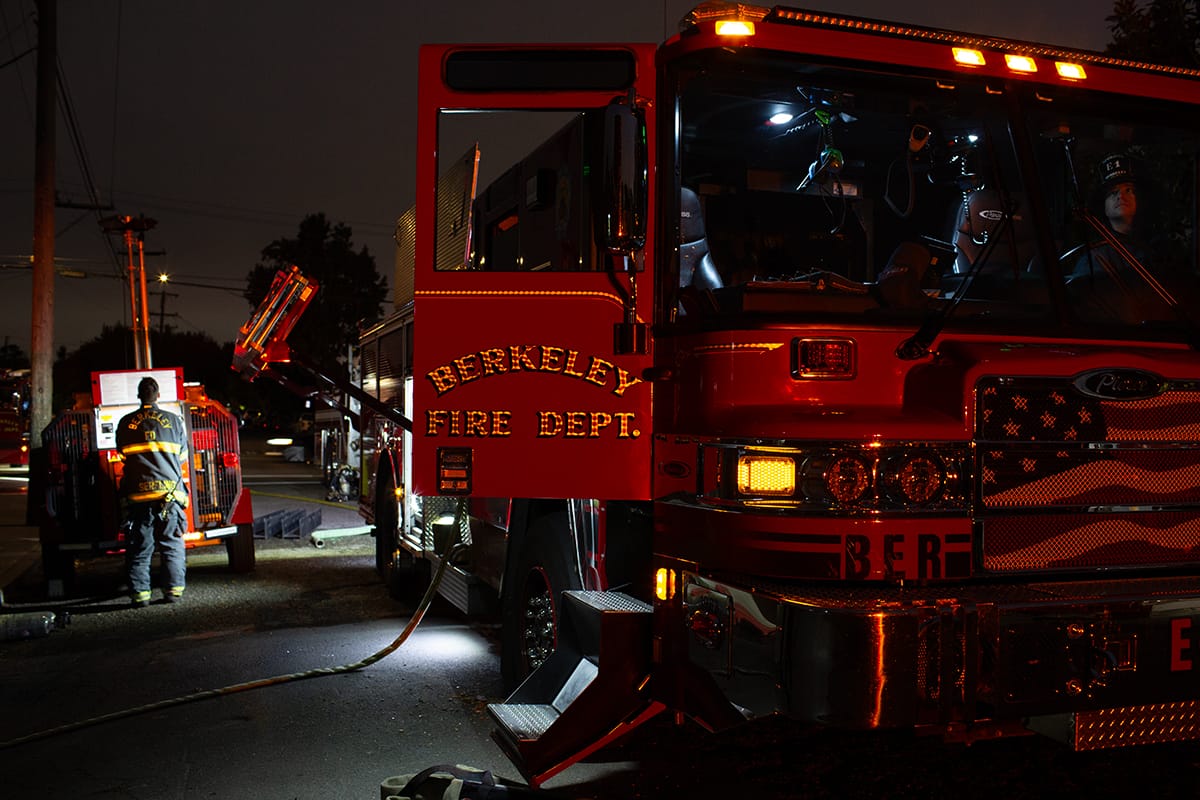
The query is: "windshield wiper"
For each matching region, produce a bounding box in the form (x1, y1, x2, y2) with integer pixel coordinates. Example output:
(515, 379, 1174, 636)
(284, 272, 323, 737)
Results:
(895, 208, 1012, 361)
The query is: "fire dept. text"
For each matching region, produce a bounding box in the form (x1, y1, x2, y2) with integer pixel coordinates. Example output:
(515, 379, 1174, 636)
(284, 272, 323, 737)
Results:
(425, 409, 640, 439)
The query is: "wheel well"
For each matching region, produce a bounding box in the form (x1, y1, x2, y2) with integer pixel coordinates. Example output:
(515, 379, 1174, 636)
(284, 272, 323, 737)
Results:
(500, 499, 653, 600)
(501, 499, 567, 597)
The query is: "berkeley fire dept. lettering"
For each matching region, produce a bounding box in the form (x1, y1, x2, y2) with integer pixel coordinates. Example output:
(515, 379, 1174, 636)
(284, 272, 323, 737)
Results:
(427, 345, 642, 397)
(425, 409, 640, 439)
(426, 410, 513, 437)
(536, 411, 638, 438)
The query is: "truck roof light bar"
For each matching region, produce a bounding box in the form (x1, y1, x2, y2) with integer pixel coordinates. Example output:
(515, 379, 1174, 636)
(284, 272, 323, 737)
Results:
(1055, 61, 1087, 80)
(952, 47, 986, 67)
(1004, 54, 1038, 73)
(768, 5, 1200, 79)
(715, 19, 755, 37)
(680, 2, 770, 35)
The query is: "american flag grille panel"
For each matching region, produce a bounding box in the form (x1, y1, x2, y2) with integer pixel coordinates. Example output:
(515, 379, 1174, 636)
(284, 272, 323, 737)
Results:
(976, 377, 1200, 573)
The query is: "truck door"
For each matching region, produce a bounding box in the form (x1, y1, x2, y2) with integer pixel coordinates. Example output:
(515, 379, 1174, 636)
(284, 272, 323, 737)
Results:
(411, 44, 657, 501)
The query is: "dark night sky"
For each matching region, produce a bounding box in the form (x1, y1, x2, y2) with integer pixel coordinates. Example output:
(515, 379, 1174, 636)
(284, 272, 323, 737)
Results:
(0, 0, 1114, 356)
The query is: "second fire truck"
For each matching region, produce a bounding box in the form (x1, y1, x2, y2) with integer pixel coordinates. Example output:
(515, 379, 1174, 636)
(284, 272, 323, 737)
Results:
(238, 2, 1200, 787)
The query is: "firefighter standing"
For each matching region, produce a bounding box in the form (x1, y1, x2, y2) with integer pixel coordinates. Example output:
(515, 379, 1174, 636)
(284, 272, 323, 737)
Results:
(117, 377, 189, 607)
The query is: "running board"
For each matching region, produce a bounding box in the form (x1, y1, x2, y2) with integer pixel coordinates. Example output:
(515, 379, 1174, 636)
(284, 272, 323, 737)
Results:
(426, 553, 493, 615)
(487, 590, 659, 787)
(1027, 701, 1200, 749)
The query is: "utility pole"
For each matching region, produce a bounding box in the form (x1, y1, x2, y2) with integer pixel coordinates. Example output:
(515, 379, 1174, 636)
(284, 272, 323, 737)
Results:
(155, 288, 179, 334)
(29, 0, 56, 466)
(101, 214, 156, 369)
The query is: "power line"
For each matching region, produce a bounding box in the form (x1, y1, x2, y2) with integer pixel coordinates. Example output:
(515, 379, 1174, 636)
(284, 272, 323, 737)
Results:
(0, 0, 35, 126)
(109, 0, 121, 209)
(55, 49, 124, 280)
(57, 184, 395, 235)
(0, 43, 33, 70)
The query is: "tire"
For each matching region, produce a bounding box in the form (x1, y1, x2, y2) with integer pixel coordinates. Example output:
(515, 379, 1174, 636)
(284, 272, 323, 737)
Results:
(225, 522, 256, 573)
(500, 511, 582, 690)
(374, 472, 428, 603)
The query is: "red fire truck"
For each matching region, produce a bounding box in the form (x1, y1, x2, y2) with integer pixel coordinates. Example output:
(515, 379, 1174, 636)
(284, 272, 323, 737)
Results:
(0, 368, 31, 467)
(39, 367, 255, 596)
(238, 2, 1200, 787)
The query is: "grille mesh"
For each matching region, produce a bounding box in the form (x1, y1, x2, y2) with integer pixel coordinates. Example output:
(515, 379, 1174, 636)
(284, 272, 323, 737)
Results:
(188, 401, 242, 527)
(976, 377, 1200, 572)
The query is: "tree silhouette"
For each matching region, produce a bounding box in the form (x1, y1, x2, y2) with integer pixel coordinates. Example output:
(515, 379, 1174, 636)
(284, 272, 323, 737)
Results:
(1107, 0, 1200, 67)
(245, 213, 387, 373)
(52, 325, 234, 410)
(0, 342, 30, 370)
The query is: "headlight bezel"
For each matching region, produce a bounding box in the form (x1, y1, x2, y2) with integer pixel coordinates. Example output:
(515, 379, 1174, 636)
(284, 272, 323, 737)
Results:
(708, 441, 969, 512)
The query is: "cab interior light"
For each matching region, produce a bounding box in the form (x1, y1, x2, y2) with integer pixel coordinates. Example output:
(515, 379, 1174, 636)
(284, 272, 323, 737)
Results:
(952, 47, 986, 67)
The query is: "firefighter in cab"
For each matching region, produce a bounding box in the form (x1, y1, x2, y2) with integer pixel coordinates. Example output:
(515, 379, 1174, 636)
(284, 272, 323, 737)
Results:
(117, 377, 189, 607)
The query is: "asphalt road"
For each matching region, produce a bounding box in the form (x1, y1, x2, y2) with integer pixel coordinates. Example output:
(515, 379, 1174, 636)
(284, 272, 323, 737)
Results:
(0, 442, 1198, 798)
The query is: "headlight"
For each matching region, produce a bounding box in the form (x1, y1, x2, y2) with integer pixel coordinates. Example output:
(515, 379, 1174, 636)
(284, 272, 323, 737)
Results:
(883, 452, 946, 505)
(706, 443, 968, 511)
(824, 454, 872, 505)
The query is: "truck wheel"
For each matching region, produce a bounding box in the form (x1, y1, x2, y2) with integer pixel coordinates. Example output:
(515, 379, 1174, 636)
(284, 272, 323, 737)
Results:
(501, 511, 581, 690)
(225, 522, 256, 573)
(375, 473, 428, 603)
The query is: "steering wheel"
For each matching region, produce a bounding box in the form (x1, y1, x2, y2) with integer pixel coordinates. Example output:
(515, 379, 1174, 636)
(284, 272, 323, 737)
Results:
(1059, 244, 1153, 324)
(1058, 242, 1093, 266)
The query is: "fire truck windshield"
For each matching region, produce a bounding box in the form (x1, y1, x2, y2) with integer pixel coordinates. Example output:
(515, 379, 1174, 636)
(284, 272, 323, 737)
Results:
(671, 49, 1200, 344)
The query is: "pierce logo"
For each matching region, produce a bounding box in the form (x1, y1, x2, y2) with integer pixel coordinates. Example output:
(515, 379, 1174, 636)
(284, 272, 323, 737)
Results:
(1073, 369, 1164, 400)
(978, 209, 1004, 221)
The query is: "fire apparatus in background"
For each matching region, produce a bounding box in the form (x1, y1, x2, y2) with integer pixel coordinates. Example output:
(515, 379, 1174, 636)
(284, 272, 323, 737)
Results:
(0, 368, 31, 467)
(38, 367, 255, 596)
(238, 2, 1200, 787)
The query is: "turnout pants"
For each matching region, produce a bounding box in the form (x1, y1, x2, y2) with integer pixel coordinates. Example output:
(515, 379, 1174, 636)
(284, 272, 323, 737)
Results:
(125, 502, 187, 594)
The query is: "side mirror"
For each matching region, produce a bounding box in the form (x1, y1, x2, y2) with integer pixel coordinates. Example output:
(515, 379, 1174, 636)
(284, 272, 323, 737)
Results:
(600, 93, 647, 255)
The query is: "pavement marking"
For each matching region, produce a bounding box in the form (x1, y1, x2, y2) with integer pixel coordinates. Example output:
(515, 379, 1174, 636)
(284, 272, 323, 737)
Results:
(248, 488, 356, 509)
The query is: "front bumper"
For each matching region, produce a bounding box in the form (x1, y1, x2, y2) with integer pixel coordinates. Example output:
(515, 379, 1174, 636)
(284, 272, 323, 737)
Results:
(682, 572, 1200, 736)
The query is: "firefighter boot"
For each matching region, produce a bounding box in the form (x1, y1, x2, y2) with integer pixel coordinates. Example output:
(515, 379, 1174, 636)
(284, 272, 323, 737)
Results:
(164, 586, 185, 603)
(131, 590, 152, 608)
